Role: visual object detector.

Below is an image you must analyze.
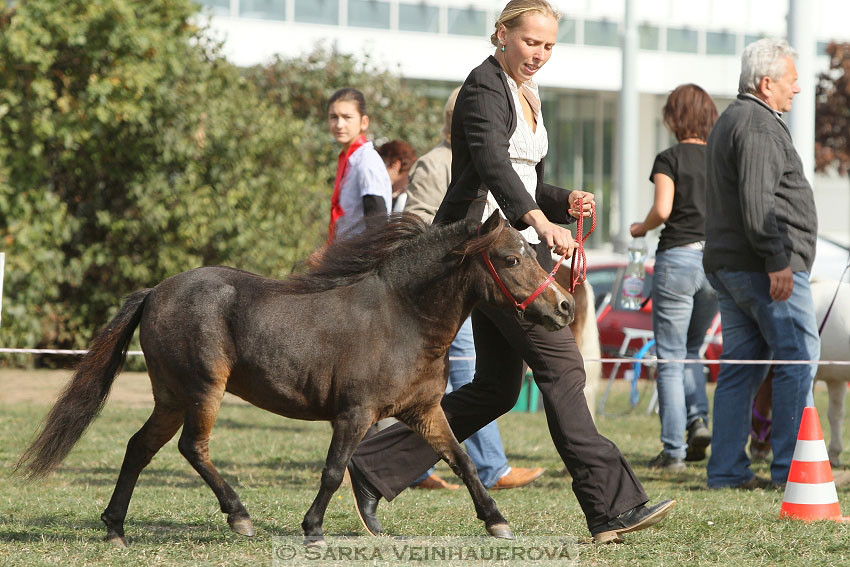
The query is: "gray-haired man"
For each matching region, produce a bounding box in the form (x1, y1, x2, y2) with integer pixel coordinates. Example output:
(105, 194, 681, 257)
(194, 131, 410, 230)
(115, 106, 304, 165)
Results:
(703, 38, 819, 489)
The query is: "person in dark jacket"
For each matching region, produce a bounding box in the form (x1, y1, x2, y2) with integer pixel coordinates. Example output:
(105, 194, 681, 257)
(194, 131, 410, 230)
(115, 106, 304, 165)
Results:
(704, 38, 820, 489)
(346, 0, 674, 544)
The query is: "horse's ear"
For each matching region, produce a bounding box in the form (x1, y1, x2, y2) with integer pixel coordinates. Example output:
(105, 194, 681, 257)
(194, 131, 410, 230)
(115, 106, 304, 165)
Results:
(481, 211, 503, 234)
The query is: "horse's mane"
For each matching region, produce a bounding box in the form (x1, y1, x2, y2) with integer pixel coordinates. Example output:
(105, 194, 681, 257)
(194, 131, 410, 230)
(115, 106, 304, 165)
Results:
(282, 212, 506, 294)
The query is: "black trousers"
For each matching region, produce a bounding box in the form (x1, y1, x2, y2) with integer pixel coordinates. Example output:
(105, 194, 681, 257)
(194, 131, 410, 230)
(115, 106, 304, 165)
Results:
(350, 250, 648, 531)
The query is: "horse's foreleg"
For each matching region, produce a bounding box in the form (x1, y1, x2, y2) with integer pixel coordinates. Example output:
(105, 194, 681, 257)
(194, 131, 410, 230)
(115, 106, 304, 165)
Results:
(301, 414, 373, 546)
(101, 404, 184, 547)
(177, 389, 254, 537)
(826, 379, 846, 467)
(403, 405, 513, 539)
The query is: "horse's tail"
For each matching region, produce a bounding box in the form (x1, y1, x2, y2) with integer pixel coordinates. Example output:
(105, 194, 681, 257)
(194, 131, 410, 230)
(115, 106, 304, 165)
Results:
(16, 288, 153, 479)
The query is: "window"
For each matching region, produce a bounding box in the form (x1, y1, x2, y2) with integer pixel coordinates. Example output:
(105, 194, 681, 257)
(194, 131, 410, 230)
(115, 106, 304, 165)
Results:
(294, 0, 338, 25)
(543, 93, 616, 244)
(558, 17, 577, 43)
(448, 7, 486, 37)
(239, 0, 284, 20)
(198, 0, 230, 17)
(744, 34, 766, 48)
(399, 2, 439, 33)
(667, 27, 698, 53)
(584, 20, 618, 47)
(707, 31, 736, 55)
(348, 0, 390, 29)
(639, 24, 659, 50)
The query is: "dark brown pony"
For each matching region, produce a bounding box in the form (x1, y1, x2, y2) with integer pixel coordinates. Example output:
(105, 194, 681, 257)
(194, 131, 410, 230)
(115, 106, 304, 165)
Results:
(17, 212, 573, 547)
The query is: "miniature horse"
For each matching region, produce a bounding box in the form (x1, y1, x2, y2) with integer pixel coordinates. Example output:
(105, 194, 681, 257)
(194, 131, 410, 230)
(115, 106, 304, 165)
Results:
(750, 278, 850, 466)
(17, 212, 573, 546)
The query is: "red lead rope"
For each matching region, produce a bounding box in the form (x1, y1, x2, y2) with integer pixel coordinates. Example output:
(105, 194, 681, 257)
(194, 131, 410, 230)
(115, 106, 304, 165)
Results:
(480, 197, 596, 315)
(569, 197, 596, 293)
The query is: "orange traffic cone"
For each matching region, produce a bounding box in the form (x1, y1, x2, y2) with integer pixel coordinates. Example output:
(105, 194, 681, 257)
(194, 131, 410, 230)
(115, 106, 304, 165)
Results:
(779, 406, 848, 522)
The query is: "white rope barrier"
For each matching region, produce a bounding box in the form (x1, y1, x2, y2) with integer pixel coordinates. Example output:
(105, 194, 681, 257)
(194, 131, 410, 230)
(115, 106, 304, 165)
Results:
(0, 348, 144, 356)
(0, 348, 848, 366)
(583, 358, 850, 366)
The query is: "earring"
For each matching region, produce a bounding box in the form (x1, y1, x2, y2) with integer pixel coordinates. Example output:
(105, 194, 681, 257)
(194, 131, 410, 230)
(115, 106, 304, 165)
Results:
(500, 44, 505, 52)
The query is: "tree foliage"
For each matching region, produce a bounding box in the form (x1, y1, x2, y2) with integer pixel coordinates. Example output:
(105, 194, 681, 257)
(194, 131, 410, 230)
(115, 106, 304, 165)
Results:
(815, 42, 850, 175)
(0, 0, 442, 363)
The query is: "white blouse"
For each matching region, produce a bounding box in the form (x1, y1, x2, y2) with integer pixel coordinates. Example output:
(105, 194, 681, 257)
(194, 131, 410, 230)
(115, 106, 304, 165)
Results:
(482, 73, 549, 244)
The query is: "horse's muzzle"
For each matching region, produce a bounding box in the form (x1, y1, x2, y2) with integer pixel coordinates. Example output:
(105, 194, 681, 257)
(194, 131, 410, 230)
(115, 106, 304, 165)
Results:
(539, 287, 573, 331)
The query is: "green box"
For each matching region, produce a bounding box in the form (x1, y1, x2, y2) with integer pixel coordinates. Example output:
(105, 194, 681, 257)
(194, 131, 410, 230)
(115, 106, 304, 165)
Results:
(511, 370, 540, 412)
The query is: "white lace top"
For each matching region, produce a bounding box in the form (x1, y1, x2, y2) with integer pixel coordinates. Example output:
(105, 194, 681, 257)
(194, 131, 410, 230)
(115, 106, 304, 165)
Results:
(482, 73, 548, 244)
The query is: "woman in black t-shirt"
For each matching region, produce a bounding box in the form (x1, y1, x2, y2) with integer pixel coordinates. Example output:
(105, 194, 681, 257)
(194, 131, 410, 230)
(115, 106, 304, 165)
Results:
(630, 84, 719, 472)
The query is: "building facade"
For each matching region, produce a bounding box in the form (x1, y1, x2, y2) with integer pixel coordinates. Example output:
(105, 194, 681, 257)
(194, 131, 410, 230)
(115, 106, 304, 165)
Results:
(198, 0, 850, 245)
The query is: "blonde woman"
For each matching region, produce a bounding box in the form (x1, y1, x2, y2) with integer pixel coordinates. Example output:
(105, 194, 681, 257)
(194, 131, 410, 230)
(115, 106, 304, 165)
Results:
(347, 0, 674, 544)
(403, 87, 545, 492)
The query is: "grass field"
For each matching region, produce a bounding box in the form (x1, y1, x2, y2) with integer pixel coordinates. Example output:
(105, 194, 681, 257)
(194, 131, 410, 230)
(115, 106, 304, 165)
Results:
(1, 370, 849, 566)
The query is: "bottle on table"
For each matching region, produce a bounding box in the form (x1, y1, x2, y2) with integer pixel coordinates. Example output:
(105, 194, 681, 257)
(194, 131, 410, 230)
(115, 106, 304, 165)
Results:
(621, 237, 647, 310)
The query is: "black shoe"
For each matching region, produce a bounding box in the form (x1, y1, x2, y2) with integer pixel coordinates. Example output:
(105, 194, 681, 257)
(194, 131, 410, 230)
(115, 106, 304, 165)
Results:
(734, 475, 773, 490)
(647, 451, 686, 472)
(347, 462, 383, 536)
(591, 500, 676, 544)
(685, 418, 711, 462)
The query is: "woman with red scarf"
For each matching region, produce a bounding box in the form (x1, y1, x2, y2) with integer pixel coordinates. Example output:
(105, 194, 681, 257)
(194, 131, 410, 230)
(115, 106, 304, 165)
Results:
(327, 88, 392, 242)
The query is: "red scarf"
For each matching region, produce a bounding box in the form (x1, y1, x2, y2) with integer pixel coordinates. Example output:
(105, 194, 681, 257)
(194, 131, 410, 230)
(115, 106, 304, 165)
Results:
(328, 134, 367, 242)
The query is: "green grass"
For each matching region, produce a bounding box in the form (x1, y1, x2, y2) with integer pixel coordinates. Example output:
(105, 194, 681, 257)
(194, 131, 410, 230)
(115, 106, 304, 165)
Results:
(2, 379, 850, 566)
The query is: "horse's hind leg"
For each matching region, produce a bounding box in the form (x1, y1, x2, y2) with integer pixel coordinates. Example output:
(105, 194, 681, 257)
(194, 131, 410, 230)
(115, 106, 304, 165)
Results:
(826, 379, 846, 467)
(101, 404, 185, 547)
(301, 414, 373, 545)
(177, 388, 254, 537)
(403, 405, 512, 539)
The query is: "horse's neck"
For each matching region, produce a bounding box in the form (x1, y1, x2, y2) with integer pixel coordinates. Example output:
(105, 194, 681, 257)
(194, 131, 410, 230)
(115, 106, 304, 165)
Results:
(382, 236, 477, 347)
(410, 266, 476, 340)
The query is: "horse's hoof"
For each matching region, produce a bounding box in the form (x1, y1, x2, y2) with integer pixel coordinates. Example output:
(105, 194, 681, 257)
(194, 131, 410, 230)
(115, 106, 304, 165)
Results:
(486, 522, 514, 540)
(304, 536, 326, 547)
(228, 515, 255, 537)
(104, 532, 129, 548)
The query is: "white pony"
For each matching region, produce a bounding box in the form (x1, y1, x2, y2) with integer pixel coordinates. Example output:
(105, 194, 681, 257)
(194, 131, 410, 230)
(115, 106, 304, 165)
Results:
(812, 278, 850, 466)
(553, 270, 602, 420)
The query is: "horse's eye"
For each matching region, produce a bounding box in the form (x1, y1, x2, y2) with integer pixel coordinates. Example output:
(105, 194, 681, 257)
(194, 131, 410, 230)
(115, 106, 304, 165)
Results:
(505, 256, 520, 267)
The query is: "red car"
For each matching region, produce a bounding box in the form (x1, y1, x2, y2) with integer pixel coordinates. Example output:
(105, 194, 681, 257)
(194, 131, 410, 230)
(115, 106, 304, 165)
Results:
(584, 236, 849, 389)
(584, 254, 722, 381)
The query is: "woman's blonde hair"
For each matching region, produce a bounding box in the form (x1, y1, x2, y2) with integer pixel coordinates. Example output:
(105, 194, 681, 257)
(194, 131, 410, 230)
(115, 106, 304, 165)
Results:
(489, 0, 560, 47)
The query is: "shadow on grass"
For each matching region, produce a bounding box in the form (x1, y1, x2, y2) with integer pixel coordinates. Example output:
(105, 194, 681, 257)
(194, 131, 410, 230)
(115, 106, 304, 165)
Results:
(0, 516, 363, 545)
(55, 457, 329, 488)
(214, 417, 320, 433)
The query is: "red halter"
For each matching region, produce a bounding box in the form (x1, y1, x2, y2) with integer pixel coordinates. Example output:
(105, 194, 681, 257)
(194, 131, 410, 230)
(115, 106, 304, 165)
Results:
(480, 197, 596, 314)
(480, 245, 568, 316)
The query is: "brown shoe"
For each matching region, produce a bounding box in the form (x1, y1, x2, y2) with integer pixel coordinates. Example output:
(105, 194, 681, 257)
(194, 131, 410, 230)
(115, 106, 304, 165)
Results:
(491, 467, 545, 490)
(414, 474, 461, 490)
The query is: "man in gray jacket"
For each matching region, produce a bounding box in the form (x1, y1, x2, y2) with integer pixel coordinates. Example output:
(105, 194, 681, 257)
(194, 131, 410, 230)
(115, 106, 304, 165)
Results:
(704, 38, 819, 490)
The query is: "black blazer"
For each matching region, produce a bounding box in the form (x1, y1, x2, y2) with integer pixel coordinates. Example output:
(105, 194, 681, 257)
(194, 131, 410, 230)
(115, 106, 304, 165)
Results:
(433, 56, 573, 232)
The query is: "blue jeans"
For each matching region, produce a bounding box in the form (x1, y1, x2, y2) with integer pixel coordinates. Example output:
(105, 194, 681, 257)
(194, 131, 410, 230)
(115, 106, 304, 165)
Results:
(652, 247, 718, 459)
(706, 270, 819, 487)
(413, 317, 510, 487)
